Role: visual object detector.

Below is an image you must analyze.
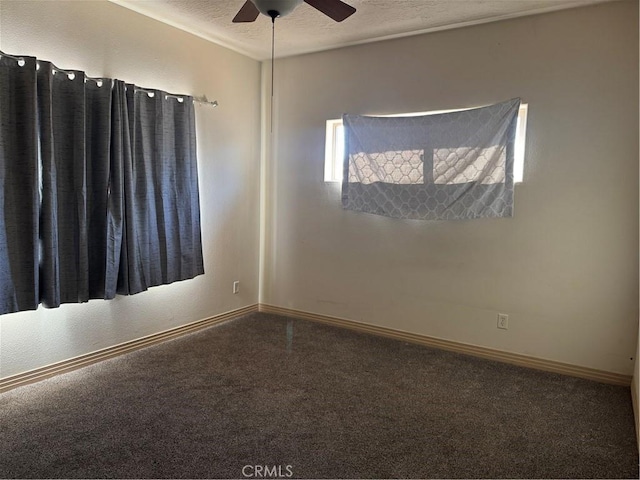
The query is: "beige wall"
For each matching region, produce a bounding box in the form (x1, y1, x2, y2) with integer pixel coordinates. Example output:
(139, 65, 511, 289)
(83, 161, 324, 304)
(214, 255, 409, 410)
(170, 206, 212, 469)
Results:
(262, 0, 639, 374)
(0, 0, 261, 378)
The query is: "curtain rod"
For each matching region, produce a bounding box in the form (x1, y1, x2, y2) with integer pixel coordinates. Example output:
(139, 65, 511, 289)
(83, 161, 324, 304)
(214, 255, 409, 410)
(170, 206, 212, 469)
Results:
(0, 50, 219, 108)
(136, 87, 218, 107)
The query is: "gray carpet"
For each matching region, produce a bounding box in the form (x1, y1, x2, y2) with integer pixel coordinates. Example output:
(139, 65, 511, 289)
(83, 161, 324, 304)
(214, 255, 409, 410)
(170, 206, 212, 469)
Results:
(0, 312, 637, 479)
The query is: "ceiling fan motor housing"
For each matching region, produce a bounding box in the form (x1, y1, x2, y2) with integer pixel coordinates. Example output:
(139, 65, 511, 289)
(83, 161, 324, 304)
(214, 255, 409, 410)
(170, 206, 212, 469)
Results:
(251, 0, 304, 18)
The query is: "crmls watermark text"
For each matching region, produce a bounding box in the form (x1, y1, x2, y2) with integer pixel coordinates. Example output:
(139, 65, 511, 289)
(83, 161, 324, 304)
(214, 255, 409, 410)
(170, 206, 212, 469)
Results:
(242, 465, 294, 478)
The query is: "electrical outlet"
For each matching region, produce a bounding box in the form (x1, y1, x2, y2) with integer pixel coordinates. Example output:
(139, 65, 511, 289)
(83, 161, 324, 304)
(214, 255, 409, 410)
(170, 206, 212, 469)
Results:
(233, 281, 240, 294)
(497, 313, 509, 330)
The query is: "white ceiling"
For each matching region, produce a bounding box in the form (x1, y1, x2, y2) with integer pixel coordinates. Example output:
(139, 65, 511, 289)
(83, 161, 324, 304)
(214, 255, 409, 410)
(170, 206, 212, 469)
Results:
(110, 0, 615, 60)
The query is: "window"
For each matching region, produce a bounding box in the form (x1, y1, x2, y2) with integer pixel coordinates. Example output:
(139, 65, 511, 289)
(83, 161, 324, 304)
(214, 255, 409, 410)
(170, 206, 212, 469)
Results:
(325, 103, 528, 184)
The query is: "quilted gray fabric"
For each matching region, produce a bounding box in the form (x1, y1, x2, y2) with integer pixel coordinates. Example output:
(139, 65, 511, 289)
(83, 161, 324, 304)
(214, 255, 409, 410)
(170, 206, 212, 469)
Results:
(342, 98, 521, 220)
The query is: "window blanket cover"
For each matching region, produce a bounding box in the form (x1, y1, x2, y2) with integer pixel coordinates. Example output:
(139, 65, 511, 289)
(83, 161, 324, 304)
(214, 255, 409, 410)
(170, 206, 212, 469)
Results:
(342, 98, 521, 221)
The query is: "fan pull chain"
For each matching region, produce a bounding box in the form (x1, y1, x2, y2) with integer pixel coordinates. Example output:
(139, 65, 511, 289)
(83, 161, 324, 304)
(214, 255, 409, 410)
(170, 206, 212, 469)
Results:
(271, 15, 275, 133)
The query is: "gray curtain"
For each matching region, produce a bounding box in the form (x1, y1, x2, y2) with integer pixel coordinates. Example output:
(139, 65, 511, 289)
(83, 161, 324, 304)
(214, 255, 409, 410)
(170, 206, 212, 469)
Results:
(0, 55, 39, 312)
(0, 53, 204, 315)
(118, 83, 204, 295)
(342, 98, 521, 220)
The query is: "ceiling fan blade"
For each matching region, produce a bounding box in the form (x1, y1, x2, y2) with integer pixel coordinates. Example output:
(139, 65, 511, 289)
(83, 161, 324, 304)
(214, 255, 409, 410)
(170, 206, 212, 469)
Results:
(304, 0, 356, 22)
(232, 0, 260, 22)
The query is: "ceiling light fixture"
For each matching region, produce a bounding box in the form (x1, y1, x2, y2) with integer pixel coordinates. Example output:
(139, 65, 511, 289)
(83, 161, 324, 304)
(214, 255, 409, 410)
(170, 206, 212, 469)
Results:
(251, 0, 303, 18)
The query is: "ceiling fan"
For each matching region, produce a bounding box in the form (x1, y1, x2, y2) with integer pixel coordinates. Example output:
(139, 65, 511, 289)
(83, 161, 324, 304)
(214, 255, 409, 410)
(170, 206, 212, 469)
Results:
(233, 0, 356, 133)
(233, 0, 356, 23)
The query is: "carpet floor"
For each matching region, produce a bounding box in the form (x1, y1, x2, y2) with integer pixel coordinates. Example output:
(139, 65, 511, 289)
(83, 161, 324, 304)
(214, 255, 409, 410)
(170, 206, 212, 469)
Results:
(0, 312, 638, 479)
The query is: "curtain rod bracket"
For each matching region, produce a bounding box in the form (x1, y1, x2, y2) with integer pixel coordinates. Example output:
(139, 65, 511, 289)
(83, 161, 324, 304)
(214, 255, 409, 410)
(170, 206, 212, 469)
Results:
(194, 95, 218, 107)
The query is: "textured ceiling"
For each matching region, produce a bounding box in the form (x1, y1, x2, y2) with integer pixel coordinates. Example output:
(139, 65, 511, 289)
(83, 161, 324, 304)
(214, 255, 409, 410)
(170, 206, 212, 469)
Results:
(110, 0, 615, 60)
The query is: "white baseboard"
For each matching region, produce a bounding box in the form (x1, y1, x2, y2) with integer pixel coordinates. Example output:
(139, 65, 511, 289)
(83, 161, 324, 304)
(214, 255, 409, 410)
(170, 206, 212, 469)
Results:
(0, 304, 258, 394)
(632, 373, 639, 452)
(1, 303, 631, 394)
(259, 304, 632, 387)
